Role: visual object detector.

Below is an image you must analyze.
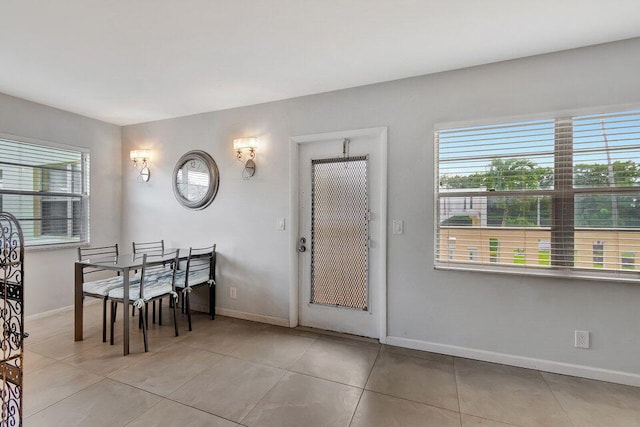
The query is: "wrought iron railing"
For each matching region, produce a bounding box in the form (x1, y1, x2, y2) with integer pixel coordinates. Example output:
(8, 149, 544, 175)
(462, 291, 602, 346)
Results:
(1, 212, 24, 427)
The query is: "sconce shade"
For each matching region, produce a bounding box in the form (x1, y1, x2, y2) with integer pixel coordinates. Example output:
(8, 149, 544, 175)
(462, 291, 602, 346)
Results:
(233, 137, 258, 152)
(233, 137, 258, 179)
(130, 149, 151, 162)
(130, 149, 151, 182)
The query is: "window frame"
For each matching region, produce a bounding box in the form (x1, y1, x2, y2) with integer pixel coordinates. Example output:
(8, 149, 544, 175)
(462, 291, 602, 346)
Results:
(434, 106, 640, 283)
(0, 133, 90, 250)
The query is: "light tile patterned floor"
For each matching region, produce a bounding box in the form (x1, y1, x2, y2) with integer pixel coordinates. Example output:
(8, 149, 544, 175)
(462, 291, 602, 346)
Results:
(23, 303, 640, 427)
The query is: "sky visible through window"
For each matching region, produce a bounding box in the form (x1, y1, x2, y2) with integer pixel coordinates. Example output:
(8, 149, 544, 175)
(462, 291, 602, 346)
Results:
(438, 111, 640, 191)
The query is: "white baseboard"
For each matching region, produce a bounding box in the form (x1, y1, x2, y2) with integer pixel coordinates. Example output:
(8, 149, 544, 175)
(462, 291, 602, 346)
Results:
(215, 307, 289, 327)
(28, 301, 289, 329)
(25, 299, 100, 322)
(386, 336, 640, 388)
(161, 302, 289, 328)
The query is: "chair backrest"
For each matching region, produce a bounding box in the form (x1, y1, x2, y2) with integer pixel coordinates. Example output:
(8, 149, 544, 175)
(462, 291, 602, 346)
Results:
(139, 249, 179, 300)
(185, 244, 216, 286)
(78, 244, 119, 278)
(132, 240, 164, 255)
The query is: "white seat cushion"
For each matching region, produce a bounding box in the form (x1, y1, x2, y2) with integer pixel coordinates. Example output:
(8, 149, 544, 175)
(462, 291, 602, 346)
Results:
(107, 276, 172, 302)
(174, 270, 211, 289)
(83, 276, 124, 297)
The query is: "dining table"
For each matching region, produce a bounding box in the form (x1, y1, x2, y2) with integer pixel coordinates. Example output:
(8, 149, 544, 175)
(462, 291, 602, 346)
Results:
(74, 248, 185, 355)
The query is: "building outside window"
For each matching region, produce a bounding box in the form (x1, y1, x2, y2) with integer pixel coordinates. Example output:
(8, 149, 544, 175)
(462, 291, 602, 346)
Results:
(436, 109, 640, 280)
(0, 137, 90, 247)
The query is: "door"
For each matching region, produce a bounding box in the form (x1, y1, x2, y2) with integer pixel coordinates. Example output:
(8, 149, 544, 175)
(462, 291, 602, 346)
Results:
(297, 131, 384, 338)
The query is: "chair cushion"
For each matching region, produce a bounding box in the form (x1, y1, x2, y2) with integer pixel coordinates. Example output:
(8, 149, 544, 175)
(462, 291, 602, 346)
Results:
(83, 276, 124, 296)
(174, 270, 211, 289)
(107, 276, 172, 302)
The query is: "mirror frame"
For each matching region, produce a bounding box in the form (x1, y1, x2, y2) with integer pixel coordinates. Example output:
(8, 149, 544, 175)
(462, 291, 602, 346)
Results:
(172, 150, 220, 210)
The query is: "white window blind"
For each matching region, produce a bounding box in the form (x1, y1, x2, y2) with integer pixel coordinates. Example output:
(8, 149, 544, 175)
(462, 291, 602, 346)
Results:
(0, 137, 90, 247)
(436, 110, 640, 281)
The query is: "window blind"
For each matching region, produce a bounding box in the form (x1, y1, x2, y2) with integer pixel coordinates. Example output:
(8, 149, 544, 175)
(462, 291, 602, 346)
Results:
(435, 110, 640, 280)
(0, 137, 90, 247)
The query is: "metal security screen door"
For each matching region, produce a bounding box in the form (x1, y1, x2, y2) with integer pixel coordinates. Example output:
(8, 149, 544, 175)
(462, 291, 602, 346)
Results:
(310, 157, 369, 310)
(295, 128, 386, 339)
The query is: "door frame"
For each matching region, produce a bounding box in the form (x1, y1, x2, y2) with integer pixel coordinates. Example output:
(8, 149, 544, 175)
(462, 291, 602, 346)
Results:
(288, 127, 388, 343)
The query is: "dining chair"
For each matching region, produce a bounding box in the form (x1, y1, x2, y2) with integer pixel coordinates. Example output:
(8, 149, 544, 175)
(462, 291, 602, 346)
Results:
(132, 239, 166, 323)
(77, 244, 123, 342)
(132, 239, 165, 255)
(107, 250, 180, 352)
(174, 245, 216, 331)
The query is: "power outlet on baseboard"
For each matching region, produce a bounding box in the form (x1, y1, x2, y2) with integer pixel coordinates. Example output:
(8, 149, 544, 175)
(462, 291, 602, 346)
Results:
(575, 330, 590, 349)
(230, 287, 237, 299)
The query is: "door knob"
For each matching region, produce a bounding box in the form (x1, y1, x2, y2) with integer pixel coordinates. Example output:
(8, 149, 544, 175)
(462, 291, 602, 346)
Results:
(298, 237, 307, 253)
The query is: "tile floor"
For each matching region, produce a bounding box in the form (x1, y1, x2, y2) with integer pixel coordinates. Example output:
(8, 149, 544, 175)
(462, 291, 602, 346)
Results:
(23, 302, 640, 427)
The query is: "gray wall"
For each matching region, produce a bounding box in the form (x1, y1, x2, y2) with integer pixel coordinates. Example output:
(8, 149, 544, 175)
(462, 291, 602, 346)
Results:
(3, 33, 635, 379)
(0, 93, 122, 316)
(128, 37, 637, 377)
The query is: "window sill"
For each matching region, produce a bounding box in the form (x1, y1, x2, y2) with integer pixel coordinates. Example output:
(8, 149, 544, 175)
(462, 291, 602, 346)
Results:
(435, 262, 640, 285)
(25, 242, 89, 253)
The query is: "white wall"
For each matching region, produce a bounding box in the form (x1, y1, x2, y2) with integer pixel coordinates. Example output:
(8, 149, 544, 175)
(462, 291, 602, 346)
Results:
(120, 38, 639, 381)
(0, 93, 122, 316)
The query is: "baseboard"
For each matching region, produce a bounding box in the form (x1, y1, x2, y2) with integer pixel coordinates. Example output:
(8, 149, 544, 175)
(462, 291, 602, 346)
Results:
(215, 307, 289, 327)
(26, 301, 288, 330)
(386, 336, 640, 387)
(163, 302, 289, 328)
(25, 299, 100, 322)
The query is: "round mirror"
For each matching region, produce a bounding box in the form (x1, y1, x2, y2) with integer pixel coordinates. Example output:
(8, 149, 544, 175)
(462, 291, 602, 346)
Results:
(172, 150, 220, 210)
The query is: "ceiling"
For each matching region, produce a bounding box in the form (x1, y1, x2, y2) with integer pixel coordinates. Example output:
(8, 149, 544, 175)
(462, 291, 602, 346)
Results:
(2, 1, 640, 126)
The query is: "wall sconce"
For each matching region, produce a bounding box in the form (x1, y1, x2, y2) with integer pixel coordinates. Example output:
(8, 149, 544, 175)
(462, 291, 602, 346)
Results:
(130, 149, 151, 182)
(233, 137, 258, 179)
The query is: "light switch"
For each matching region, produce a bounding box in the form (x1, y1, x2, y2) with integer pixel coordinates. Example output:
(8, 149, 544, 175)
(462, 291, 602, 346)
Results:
(277, 218, 286, 230)
(392, 220, 404, 235)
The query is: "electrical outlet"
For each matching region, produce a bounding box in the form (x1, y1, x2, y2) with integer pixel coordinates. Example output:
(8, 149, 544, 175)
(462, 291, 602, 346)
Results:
(277, 218, 286, 230)
(230, 287, 237, 299)
(575, 330, 590, 349)
(392, 220, 404, 235)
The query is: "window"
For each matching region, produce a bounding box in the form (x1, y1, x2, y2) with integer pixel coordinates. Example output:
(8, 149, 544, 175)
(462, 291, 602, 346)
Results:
(538, 240, 551, 266)
(447, 237, 456, 260)
(621, 252, 635, 270)
(0, 137, 89, 247)
(592, 241, 605, 268)
(436, 110, 640, 280)
(489, 237, 499, 263)
(513, 248, 526, 264)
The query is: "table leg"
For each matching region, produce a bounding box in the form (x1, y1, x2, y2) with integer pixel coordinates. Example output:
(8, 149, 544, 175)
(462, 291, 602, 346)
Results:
(123, 267, 130, 355)
(74, 262, 84, 341)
